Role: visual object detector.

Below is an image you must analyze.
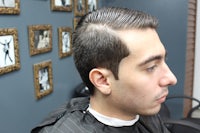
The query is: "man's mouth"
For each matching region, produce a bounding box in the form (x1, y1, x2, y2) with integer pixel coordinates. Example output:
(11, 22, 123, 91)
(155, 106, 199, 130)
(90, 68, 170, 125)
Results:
(156, 93, 168, 103)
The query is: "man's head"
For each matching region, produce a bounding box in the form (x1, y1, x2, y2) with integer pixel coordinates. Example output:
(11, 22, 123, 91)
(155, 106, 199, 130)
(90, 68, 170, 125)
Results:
(73, 7, 158, 94)
(72, 7, 177, 118)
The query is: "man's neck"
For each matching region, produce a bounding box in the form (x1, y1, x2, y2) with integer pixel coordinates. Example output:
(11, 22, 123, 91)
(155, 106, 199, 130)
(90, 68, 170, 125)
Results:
(87, 105, 139, 127)
(90, 95, 137, 120)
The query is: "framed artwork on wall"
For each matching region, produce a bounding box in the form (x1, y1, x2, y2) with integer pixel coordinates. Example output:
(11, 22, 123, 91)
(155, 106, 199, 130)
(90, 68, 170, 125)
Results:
(73, 17, 81, 30)
(0, 0, 20, 14)
(33, 60, 53, 100)
(58, 27, 72, 58)
(0, 28, 20, 75)
(86, 0, 97, 13)
(28, 25, 52, 56)
(51, 0, 72, 12)
(74, 0, 86, 16)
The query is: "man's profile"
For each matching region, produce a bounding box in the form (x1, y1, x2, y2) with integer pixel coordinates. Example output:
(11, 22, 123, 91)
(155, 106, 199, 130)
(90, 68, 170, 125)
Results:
(31, 7, 177, 133)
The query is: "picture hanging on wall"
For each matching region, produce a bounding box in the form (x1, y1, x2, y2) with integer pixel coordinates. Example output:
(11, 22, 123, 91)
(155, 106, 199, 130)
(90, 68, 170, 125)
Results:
(58, 27, 72, 58)
(0, 0, 20, 14)
(28, 25, 52, 56)
(51, 0, 72, 12)
(33, 60, 53, 100)
(74, 0, 86, 16)
(73, 17, 81, 30)
(0, 28, 20, 75)
(86, 0, 97, 13)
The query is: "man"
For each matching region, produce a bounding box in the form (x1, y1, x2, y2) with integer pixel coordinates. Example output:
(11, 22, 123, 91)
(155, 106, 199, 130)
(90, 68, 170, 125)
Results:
(31, 7, 177, 133)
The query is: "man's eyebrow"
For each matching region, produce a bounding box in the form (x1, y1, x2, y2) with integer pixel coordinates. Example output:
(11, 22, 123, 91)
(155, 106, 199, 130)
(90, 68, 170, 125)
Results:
(138, 51, 167, 66)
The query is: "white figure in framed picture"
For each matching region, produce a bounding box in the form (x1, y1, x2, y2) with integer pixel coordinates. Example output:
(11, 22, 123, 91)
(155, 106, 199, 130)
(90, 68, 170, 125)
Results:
(38, 67, 50, 92)
(62, 32, 70, 53)
(36, 30, 50, 49)
(88, 0, 97, 12)
(77, 0, 82, 12)
(55, 0, 71, 6)
(0, 0, 15, 7)
(0, 35, 15, 67)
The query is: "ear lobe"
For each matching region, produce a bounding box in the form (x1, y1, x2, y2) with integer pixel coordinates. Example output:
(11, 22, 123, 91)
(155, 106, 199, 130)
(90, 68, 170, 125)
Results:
(89, 68, 111, 95)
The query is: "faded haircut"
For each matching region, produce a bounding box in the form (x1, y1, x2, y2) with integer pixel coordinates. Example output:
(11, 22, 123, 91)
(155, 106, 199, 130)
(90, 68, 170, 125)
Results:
(73, 7, 158, 95)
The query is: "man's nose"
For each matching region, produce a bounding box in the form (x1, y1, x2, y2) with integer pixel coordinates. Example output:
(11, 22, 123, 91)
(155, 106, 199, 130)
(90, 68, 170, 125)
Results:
(160, 63, 177, 86)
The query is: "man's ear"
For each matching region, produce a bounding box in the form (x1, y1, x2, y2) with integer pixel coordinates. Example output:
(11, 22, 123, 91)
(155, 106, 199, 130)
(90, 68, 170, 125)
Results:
(89, 68, 111, 95)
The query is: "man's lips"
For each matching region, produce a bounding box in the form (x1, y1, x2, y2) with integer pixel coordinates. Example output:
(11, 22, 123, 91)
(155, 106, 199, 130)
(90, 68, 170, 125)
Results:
(156, 94, 168, 103)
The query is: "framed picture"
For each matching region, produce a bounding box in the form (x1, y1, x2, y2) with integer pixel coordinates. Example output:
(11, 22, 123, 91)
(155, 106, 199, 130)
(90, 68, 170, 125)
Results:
(33, 60, 53, 100)
(0, 28, 20, 75)
(74, 0, 85, 16)
(0, 0, 20, 14)
(73, 17, 81, 30)
(28, 25, 52, 56)
(51, 0, 72, 12)
(58, 27, 72, 58)
(86, 0, 97, 13)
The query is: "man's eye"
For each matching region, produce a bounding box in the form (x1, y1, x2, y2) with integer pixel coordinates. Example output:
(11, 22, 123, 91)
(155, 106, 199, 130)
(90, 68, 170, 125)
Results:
(146, 65, 157, 72)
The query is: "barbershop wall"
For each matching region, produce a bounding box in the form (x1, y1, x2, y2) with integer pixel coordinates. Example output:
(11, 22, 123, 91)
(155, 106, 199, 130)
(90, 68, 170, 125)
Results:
(0, 0, 83, 133)
(102, 0, 188, 119)
(0, 0, 187, 133)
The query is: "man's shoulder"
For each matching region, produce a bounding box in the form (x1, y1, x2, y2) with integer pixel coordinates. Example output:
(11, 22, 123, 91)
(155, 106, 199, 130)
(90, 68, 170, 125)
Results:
(31, 97, 89, 133)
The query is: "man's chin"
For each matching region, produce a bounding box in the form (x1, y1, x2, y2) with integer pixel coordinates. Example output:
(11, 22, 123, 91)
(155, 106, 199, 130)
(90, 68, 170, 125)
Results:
(140, 105, 161, 116)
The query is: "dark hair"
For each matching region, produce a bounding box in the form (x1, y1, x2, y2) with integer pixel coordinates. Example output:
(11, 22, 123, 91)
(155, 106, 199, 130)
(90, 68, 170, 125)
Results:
(73, 7, 158, 95)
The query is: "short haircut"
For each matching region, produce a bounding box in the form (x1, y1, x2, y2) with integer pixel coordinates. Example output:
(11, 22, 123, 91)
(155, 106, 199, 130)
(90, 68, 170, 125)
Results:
(73, 7, 158, 95)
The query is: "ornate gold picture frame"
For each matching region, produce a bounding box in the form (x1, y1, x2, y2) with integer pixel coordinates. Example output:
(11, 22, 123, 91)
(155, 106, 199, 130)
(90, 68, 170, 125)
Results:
(73, 17, 81, 30)
(33, 60, 53, 100)
(0, 28, 20, 75)
(51, 0, 72, 12)
(0, 0, 20, 14)
(28, 25, 52, 56)
(58, 27, 72, 58)
(74, 0, 86, 16)
(86, 0, 97, 13)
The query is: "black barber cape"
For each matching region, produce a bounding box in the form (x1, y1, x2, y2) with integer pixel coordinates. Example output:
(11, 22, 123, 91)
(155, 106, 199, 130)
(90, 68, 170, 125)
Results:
(31, 97, 170, 133)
